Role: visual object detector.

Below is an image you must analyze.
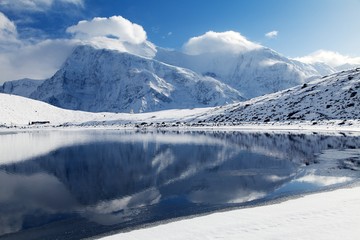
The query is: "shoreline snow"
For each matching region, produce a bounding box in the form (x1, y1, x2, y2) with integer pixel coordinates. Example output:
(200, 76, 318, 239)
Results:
(99, 185, 360, 240)
(1, 121, 360, 136)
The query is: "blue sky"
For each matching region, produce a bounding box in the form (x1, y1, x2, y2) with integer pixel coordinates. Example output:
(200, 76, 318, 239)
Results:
(0, 0, 360, 82)
(1, 0, 360, 56)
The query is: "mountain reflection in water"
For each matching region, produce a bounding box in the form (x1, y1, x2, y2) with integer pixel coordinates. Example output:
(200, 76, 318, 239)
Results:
(0, 130, 359, 240)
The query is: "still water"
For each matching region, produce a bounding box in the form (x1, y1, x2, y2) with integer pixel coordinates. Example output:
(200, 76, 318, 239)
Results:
(0, 129, 359, 239)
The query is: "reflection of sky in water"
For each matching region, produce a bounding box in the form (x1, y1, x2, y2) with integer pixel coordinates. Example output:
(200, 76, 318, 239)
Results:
(0, 130, 359, 239)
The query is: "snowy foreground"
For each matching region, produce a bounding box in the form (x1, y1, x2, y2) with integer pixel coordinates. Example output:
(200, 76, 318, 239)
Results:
(101, 186, 360, 240)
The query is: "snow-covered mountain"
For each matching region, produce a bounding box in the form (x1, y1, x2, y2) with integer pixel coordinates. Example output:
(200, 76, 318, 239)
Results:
(0, 79, 44, 98)
(155, 47, 336, 99)
(203, 68, 360, 123)
(0, 39, 339, 114)
(1, 68, 359, 127)
(29, 45, 244, 113)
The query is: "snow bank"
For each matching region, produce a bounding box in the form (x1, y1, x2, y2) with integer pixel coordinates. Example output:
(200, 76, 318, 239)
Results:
(101, 186, 360, 240)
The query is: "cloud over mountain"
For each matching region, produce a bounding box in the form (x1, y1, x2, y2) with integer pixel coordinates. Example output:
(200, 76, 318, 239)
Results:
(295, 50, 360, 68)
(183, 31, 262, 55)
(0, 12, 156, 83)
(67, 16, 147, 45)
(0, 11, 77, 83)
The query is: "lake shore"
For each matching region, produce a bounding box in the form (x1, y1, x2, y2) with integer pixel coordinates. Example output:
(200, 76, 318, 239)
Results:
(98, 184, 360, 240)
(1, 120, 360, 135)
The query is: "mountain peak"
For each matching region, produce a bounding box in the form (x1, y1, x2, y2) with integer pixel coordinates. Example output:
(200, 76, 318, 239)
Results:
(30, 45, 243, 113)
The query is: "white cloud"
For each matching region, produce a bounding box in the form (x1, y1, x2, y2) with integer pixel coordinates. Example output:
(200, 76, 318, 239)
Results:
(0, 14, 155, 83)
(0, 12, 20, 47)
(61, 0, 83, 6)
(66, 16, 147, 45)
(0, 11, 78, 83)
(183, 31, 262, 55)
(0, 0, 83, 12)
(0, 39, 78, 83)
(265, 30, 278, 39)
(295, 49, 360, 68)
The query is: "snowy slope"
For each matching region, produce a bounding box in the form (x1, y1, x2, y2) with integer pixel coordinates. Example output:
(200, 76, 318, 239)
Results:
(0, 93, 216, 126)
(0, 79, 44, 98)
(101, 186, 360, 240)
(155, 47, 336, 99)
(0, 93, 100, 125)
(203, 68, 360, 123)
(30, 45, 244, 113)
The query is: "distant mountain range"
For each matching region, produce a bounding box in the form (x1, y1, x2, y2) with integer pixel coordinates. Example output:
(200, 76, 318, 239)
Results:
(1, 42, 337, 113)
(0, 79, 44, 98)
(155, 47, 336, 99)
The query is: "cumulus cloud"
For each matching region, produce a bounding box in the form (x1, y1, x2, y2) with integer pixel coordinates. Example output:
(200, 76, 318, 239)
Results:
(66, 16, 147, 45)
(183, 31, 262, 55)
(265, 30, 278, 39)
(295, 49, 360, 68)
(0, 0, 83, 11)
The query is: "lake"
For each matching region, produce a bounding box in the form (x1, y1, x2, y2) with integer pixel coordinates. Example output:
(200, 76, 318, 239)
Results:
(0, 129, 359, 239)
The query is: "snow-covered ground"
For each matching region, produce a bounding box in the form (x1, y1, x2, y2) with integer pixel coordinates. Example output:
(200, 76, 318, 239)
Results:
(100, 186, 360, 240)
(0, 93, 212, 126)
(1, 92, 360, 133)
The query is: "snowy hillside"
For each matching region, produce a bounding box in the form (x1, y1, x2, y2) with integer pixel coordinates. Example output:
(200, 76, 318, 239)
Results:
(0, 93, 99, 125)
(0, 93, 215, 126)
(0, 79, 44, 98)
(155, 47, 336, 99)
(203, 68, 360, 123)
(29, 45, 243, 113)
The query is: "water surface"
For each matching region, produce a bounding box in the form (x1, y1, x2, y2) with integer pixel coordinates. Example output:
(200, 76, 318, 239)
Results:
(0, 130, 359, 239)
